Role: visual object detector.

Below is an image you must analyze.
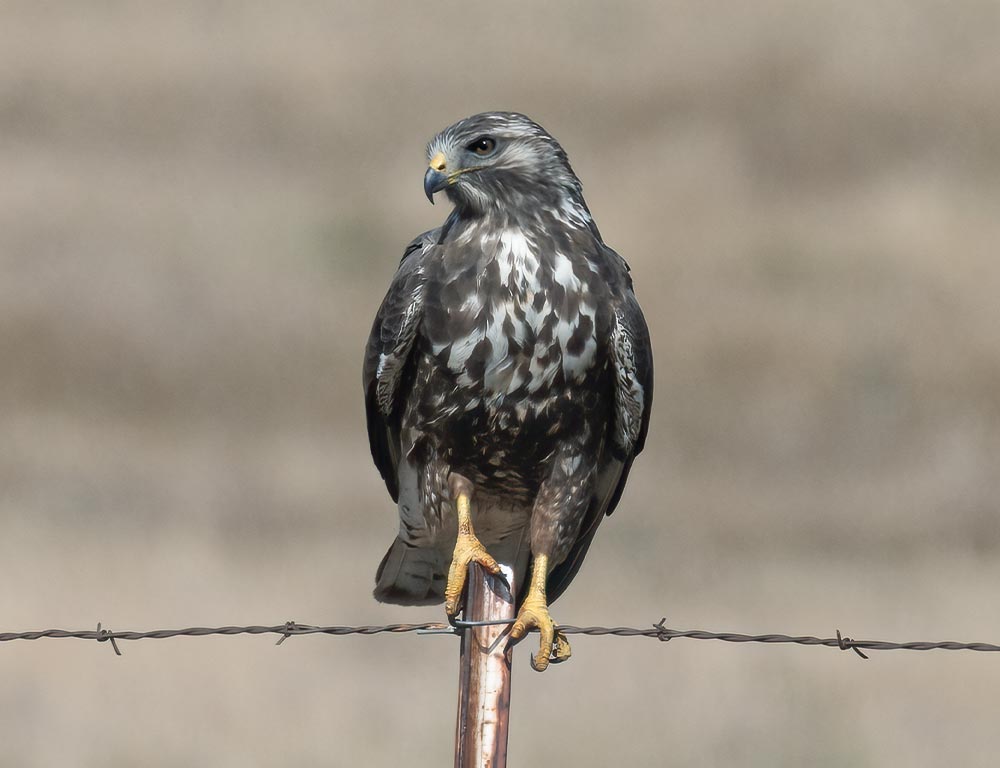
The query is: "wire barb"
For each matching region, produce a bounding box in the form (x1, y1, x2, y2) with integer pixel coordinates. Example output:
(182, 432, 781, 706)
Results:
(96, 622, 122, 657)
(275, 621, 297, 646)
(653, 617, 672, 642)
(837, 629, 869, 660)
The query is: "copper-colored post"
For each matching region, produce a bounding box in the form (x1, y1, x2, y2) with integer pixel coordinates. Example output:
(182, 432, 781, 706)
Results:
(454, 561, 516, 768)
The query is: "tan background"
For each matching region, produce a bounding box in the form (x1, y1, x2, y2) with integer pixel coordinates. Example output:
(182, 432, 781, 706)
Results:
(2, 2, 999, 765)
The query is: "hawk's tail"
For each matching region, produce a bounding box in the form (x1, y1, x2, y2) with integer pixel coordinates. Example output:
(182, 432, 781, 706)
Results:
(373, 537, 447, 606)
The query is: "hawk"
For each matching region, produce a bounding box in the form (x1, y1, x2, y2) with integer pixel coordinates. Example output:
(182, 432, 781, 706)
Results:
(364, 112, 652, 670)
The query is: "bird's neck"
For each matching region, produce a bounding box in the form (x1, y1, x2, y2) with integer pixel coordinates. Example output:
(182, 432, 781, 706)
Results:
(447, 190, 592, 235)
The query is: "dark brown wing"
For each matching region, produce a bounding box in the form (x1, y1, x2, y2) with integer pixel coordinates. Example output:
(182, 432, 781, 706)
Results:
(547, 254, 653, 602)
(362, 229, 437, 501)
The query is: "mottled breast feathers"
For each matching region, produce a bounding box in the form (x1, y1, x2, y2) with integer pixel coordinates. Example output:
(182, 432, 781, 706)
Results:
(363, 218, 652, 513)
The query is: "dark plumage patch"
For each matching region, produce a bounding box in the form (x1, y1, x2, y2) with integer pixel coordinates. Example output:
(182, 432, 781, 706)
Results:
(566, 314, 594, 356)
(465, 338, 492, 381)
(536, 317, 555, 345)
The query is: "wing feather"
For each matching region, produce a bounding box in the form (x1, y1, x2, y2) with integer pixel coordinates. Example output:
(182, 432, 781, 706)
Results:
(546, 250, 653, 602)
(362, 229, 438, 501)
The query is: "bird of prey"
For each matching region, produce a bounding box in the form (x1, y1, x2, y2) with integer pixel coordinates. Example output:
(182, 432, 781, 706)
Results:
(364, 112, 652, 670)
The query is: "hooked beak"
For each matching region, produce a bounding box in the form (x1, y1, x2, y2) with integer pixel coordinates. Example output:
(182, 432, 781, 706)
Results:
(424, 167, 448, 203)
(424, 151, 449, 203)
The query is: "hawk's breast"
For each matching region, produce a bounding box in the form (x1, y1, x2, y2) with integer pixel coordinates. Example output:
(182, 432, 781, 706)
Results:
(430, 227, 599, 402)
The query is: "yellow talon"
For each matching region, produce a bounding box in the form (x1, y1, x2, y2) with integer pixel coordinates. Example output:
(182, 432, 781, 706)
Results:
(444, 492, 501, 617)
(508, 554, 572, 671)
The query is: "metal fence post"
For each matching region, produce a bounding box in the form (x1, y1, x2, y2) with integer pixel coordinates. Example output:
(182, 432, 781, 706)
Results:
(454, 562, 516, 768)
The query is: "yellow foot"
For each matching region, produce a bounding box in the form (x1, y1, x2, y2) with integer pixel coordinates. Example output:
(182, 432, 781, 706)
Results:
(444, 493, 500, 617)
(508, 553, 572, 671)
(509, 594, 572, 671)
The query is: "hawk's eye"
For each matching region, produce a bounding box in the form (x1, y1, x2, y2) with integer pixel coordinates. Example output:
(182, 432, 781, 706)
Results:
(468, 137, 496, 156)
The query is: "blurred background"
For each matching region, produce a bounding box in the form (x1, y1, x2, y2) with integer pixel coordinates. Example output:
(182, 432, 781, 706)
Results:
(1, 1, 999, 765)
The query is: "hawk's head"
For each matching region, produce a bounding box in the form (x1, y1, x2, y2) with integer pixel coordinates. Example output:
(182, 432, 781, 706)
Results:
(423, 112, 589, 222)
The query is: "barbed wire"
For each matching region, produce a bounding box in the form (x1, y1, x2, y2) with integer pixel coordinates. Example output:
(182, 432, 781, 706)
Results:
(1, 618, 998, 659)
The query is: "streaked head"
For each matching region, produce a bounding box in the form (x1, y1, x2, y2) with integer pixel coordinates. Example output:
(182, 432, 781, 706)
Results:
(423, 112, 586, 217)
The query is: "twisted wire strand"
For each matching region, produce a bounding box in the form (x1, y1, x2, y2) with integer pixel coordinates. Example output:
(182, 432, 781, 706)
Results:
(1, 619, 998, 658)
